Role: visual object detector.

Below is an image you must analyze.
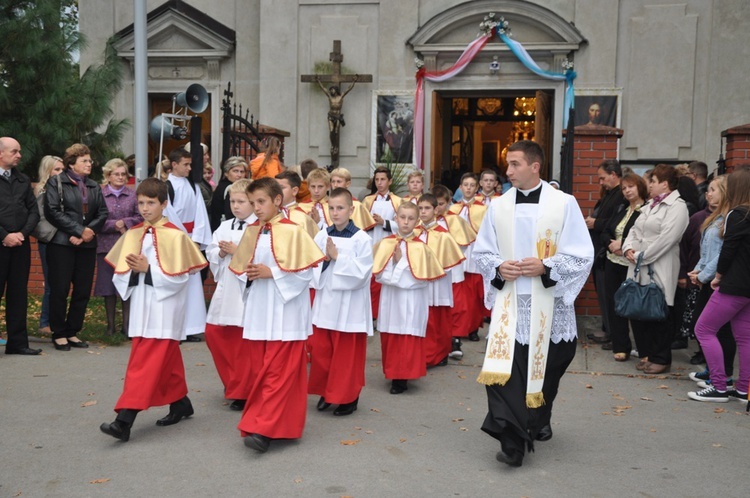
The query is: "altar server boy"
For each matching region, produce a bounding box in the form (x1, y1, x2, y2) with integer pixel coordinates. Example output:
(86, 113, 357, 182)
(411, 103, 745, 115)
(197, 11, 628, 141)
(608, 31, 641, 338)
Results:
(309, 188, 373, 416)
(275, 169, 320, 237)
(229, 178, 325, 453)
(373, 201, 445, 394)
(298, 168, 332, 229)
(329, 167, 377, 231)
(100, 178, 208, 442)
(205, 179, 255, 411)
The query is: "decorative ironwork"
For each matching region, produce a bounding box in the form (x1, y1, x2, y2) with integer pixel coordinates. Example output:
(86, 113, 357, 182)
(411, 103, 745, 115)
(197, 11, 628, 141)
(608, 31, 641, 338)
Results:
(221, 82, 265, 166)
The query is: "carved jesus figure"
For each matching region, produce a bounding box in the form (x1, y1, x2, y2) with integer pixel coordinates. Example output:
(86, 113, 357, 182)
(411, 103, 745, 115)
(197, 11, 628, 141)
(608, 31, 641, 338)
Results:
(316, 75, 359, 166)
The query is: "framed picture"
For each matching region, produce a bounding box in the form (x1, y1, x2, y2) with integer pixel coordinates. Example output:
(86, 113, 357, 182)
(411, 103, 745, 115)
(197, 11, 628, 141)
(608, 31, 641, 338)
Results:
(574, 89, 622, 128)
(371, 90, 415, 167)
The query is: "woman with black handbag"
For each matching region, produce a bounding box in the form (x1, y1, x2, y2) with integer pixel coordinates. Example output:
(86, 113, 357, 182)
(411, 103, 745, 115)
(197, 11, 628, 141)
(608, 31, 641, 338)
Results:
(600, 173, 647, 361)
(622, 165, 689, 374)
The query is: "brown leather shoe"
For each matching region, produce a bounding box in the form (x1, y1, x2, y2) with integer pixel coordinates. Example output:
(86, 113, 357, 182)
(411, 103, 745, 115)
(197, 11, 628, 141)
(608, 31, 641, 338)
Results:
(643, 363, 671, 374)
(635, 358, 650, 371)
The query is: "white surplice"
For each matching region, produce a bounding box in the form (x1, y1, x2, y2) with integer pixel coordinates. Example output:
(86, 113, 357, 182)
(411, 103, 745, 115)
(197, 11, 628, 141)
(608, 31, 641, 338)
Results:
(236, 233, 314, 341)
(417, 227, 454, 307)
(311, 229, 373, 334)
(436, 216, 466, 285)
(455, 202, 481, 274)
(368, 195, 398, 244)
(113, 232, 191, 341)
(205, 215, 256, 327)
(375, 239, 430, 337)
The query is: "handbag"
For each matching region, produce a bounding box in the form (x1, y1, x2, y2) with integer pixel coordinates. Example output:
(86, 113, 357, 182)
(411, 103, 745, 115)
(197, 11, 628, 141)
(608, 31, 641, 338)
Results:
(614, 253, 668, 321)
(31, 176, 64, 243)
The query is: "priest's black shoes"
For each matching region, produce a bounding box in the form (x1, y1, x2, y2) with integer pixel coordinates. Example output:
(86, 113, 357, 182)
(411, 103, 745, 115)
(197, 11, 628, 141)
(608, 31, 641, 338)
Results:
(244, 433, 271, 453)
(100, 420, 131, 442)
(5, 347, 42, 355)
(535, 424, 553, 441)
(496, 450, 523, 467)
(390, 379, 408, 394)
(333, 398, 359, 416)
(156, 397, 194, 426)
(316, 397, 331, 411)
(229, 399, 245, 411)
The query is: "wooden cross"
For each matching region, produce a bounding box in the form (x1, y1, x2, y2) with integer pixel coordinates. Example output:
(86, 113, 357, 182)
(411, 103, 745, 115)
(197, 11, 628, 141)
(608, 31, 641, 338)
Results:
(301, 40, 373, 168)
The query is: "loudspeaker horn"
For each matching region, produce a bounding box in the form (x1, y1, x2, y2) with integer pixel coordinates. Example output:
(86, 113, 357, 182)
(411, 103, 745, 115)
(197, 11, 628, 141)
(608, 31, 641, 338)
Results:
(149, 115, 187, 142)
(175, 83, 209, 114)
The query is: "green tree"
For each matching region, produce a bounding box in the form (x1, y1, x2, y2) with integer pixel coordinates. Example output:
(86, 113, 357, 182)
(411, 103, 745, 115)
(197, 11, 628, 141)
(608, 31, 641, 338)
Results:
(0, 0, 128, 178)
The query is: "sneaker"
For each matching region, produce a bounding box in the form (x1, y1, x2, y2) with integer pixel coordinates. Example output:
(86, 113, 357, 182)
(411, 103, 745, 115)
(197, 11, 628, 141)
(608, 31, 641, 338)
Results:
(630, 349, 640, 359)
(687, 386, 729, 403)
(727, 390, 749, 404)
(689, 369, 709, 382)
(697, 378, 734, 389)
(448, 338, 463, 360)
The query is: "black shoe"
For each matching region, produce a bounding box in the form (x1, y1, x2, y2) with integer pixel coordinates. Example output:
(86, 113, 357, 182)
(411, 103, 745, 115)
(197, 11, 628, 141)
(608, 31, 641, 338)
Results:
(690, 351, 706, 365)
(468, 331, 480, 342)
(52, 339, 70, 351)
(390, 380, 408, 395)
(671, 339, 688, 350)
(100, 420, 131, 442)
(600, 341, 613, 351)
(6, 347, 42, 355)
(333, 398, 359, 416)
(68, 339, 89, 348)
(483, 316, 491, 324)
(244, 433, 270, 453)
(535, 424, 553, 441)
(184, 335, 202, 342)
(495, 450, 523, 467)
(229, 399, 245, 411)
(436, 356, 448, 367)
(156, 397, 194, 426)
(316, 397, 331, 411)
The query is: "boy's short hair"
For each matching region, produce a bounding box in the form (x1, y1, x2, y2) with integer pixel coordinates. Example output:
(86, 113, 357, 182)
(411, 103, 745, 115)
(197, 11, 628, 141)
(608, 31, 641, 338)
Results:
(228, 178, 252, 195)
(169, 147, 191, 165)
(479, 169, 498, 181)
(329, 187, 353, 206)
(373, 166, 392, 180)
(418, 193, 437, 208)
(300, 159, 318, 179)
(330, 167, 352, 182)
(407, 170, 424, 182)
(397, 200, 419, 215)
(136, 178, 168, 203)
(275, 169, 302, 189)
(431, 184, 453, 202)
(247, 177, 283, 201)
(460, 172, 478, 185)
(306, 168, 330, 185)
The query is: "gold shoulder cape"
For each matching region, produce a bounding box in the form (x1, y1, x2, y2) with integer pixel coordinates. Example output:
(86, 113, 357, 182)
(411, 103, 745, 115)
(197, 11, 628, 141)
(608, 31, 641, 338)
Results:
(104, 218, 207, 276)
(351, 200, 377, 230)
(417, 224, 466, 270)
(229, 213, 325, 275)
(372, 235, 445, 281)
(448, 201, 487, 233)
(298, 198, 332, 225)
(363, 193, 403, 213)
(439, 213, 477, 247)
(286, 204, 320, 238)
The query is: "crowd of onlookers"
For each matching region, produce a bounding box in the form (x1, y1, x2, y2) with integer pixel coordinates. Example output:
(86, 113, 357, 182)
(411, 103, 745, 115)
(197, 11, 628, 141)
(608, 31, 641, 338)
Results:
(588, 159, 750, 405)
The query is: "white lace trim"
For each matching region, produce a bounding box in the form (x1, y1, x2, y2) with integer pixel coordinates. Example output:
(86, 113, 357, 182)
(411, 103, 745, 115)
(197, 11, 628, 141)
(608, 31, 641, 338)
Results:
(515, 295, 579, 345)
(544, 254, 593, 306)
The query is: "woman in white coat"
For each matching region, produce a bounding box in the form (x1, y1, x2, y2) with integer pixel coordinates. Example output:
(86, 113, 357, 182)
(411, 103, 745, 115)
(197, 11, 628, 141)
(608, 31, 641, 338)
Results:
(622, 164, 689, 374)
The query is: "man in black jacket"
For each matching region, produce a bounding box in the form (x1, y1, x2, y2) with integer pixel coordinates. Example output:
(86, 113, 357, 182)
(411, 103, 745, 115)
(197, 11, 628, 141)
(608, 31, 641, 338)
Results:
(585, 160, 625, 343)
(0, 137, 41, 355)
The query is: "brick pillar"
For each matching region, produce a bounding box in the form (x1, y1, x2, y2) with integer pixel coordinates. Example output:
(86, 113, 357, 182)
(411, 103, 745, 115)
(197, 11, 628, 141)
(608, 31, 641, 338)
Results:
(565, 124, 623, 316)
(721, 124, 750, 173)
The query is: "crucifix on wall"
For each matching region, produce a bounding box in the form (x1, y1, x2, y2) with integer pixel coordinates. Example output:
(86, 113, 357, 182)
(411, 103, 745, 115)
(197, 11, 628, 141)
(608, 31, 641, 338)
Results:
(301, 40, 372, 168)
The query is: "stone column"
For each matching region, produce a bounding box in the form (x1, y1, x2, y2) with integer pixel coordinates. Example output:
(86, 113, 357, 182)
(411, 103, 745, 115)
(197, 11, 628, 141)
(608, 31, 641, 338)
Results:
(721, 124, 750, 174)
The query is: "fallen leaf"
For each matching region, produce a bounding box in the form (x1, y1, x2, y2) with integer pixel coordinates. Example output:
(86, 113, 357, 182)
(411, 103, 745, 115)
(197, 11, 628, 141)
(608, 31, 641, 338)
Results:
(712, 443, 722, 448)
(81, 400, 97, 408)
(353, 426, 362, 430)
(650, 429, 657, 432)
(399, 438, 407, 443)
(365, 430, 373, 434)
(601, 412, 611, 415)
(459, 427, 468, 431)
(585, 384, 593, 389)
(340, 439, 361, 446)
(195, 363, 206, 366)
(657, 385, 669, 389)
(89, 478, 110, 484)
(370, 408, 380, 413)
(452, 418, 464, 422)
(457, 375, 466, 379)
(714, 408, 727, 414)
(417, 432, 426, 436)
(640, 397, 653, 401)
(294, 478, 303, 484)
(87, 392, 96, 396)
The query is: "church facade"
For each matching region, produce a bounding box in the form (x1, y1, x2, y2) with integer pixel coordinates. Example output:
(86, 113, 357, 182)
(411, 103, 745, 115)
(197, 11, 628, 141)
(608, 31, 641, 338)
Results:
(79, 0, 750, 189)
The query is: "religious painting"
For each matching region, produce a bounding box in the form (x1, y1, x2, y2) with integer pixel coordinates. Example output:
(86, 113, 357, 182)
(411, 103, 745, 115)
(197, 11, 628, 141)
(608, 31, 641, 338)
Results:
(372, 90, 415, 165)
(574, 89, 622, 128)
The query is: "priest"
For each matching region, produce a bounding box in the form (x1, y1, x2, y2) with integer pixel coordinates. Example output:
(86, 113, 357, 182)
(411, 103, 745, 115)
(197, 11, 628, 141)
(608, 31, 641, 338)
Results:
(472, 140, 593, 467)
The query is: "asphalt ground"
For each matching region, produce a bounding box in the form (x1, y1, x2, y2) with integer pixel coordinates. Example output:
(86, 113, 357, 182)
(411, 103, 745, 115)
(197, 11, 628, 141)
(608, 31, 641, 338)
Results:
(1, 317, 747, 498)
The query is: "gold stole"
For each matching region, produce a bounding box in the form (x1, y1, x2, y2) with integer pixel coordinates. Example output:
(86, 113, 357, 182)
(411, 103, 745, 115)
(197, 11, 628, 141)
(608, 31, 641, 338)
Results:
(285, 203, 320, 238)
(372, 235, 445, 281)
(448, 200, 487, 234)
(476, 185, 566, 408)
(438, 213, 476, 247)
(417, 223, 465, 270)
(229, 213, 325, 275)
(104, 217, 207, 276)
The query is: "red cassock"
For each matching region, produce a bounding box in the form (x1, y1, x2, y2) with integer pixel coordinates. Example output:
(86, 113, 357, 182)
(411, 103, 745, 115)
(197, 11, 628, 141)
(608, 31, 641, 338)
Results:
(204, 324, 254, 400)
(238, 340, 308, 439)
(380, 333, 427, 380)
(451, 273, 485, 336)
(425, 306, 453, 366)
(115, 338, 188, 412)
(370, 276, 381, 320)
(308, 328, 367, 404)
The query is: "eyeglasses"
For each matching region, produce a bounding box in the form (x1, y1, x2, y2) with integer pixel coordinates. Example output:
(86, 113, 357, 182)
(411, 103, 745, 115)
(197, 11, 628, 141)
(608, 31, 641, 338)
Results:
(110, 172, 129, 177)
